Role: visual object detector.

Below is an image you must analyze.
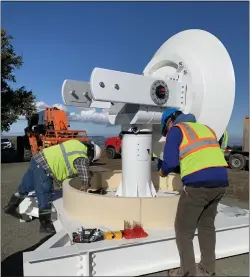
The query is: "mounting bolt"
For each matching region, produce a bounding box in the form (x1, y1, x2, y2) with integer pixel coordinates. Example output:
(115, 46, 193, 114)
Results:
(114, 84, 120, 90)
(99, 82, 105, 88)
(69, 90, 79, 100)
(184, 70, 188, 75)
(83, 91, 91, 101)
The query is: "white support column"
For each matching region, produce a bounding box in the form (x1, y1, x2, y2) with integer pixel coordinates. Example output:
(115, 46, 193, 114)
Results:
(116, 132, 157, 197)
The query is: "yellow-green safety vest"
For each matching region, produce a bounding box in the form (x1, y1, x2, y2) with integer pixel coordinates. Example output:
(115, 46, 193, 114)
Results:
(43, 140, 88, 181)
(175, 122, 228, 179)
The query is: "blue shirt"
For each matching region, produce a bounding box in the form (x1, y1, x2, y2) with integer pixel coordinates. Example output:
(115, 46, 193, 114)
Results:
(160, 123, 229, 188)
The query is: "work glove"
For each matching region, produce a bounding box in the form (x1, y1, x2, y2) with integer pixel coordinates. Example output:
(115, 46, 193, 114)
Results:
(154, 158, 167, 177)
(158, 168, 167, 178)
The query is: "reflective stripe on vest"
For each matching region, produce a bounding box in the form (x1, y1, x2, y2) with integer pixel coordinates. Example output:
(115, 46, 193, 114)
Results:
(178, 123, 219, 160)
(59, 143, 87, 176)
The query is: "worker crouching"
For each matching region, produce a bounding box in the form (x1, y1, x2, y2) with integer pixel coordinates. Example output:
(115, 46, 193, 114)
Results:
(4, 140, 101, 234)
(158, 108, 229, 277)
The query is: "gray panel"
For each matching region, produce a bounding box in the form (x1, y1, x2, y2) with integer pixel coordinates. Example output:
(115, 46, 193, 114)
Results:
(62, 80, 93, 108)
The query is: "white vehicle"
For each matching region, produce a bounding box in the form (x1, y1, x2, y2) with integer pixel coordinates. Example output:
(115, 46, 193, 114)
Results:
(1, 138, 14, 151)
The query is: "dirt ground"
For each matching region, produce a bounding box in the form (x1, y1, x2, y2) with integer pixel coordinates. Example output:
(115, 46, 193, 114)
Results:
(225, 169, 249, 202)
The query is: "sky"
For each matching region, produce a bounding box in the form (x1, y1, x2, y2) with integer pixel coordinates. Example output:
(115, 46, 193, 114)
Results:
(1, 1, 249, 142)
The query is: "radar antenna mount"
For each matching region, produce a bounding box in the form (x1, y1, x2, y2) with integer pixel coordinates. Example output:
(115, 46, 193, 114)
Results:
(62, 29, 235, 197)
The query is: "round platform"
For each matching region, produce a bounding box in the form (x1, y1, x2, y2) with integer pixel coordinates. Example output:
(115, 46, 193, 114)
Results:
(63, 170, 182, 230)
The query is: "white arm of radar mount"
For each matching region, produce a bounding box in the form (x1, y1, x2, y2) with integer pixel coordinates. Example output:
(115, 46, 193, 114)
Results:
(62, 68, 186, 110)
(90, 68, 185, 108)
(62, 80, 111, 109)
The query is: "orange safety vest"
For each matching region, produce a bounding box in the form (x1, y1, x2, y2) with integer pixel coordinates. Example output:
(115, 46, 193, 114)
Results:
(175, 122, 228, 178)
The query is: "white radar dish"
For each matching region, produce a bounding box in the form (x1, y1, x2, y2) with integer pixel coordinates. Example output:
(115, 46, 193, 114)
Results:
(144, 29, 235, 141)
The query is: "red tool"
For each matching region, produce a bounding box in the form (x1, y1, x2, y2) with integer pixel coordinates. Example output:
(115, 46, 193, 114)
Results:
(123, 221, 148, 239)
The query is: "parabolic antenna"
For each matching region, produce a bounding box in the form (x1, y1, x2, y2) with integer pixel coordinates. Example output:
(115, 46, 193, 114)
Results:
(62, 29, 235, 197)
(145, 29, 235, 158)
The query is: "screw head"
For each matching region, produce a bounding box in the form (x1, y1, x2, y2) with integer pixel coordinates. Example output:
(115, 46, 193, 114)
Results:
(179, 62, 183, 66)
(99, 82, 105, 88)
(184, 70, 188, 75)
(114, 84, 119, 90)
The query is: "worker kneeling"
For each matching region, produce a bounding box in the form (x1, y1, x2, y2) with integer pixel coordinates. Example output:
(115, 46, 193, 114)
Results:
(158, 108, 229, 277)
(4, 140, 101, 234)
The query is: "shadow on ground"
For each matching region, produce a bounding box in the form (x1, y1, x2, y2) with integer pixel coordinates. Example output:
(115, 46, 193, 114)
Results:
(1, 151, 23, 164)
(1, 234, 54, 276)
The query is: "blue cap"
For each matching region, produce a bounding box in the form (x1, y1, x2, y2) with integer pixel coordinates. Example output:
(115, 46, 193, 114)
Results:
(161, 108, 179, 128)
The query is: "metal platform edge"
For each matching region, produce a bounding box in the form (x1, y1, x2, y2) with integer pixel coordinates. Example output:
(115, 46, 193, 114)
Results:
(22, 198, 249, 276)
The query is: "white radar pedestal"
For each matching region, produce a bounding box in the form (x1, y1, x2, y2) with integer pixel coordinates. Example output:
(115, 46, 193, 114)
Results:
(115, 131, 157, 197)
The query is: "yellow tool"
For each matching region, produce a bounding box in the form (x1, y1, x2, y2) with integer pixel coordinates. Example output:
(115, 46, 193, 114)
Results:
(104, 231, 123, 240)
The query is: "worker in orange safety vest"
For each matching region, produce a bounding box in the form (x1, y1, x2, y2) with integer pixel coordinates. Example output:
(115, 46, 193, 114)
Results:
(157, 108, 229, 277)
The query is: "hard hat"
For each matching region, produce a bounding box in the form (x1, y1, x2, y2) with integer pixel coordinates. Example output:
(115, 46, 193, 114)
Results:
(82, 141, 102, 162)
(93, 143, 102, 161)
(161, 108, 179, 128)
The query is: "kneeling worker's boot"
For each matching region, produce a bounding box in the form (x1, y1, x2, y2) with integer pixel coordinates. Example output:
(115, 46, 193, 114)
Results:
(4, 193, 25, 219)
(39, 210, 56, 234)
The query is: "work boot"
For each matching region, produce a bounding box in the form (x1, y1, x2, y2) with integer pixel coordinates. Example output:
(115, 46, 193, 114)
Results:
(4, 193, 25, 219)
(39, 210, 56, 234)
(167, 268, 183, 276)
(197, 264, 216, 276)
(167, 267, 200, 276)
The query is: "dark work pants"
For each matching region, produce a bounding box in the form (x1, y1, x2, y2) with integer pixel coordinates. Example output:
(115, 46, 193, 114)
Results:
(174, 186, 226, 276)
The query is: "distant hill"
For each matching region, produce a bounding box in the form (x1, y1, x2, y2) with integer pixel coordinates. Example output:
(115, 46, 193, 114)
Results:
(228, 136, 243, 146)
(2, 133, 243, 148)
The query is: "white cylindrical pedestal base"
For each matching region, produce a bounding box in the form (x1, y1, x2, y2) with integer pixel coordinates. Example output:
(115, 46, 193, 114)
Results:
(116, 133, 157, 197)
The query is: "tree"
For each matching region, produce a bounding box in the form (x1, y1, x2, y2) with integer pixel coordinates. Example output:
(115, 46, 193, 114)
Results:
(1, 28, 36, 132)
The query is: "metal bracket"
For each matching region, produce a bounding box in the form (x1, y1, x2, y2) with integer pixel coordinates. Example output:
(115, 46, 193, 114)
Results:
(90, 68, 185, 108)
(62, 80, 93, 107)
(62, 80, 112, 109)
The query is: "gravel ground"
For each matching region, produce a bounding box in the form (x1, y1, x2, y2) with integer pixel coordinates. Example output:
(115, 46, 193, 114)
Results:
(1, 158, 249, 276)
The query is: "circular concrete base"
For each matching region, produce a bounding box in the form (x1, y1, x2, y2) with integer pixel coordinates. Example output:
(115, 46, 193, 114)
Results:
(63, 171, 182, 230)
